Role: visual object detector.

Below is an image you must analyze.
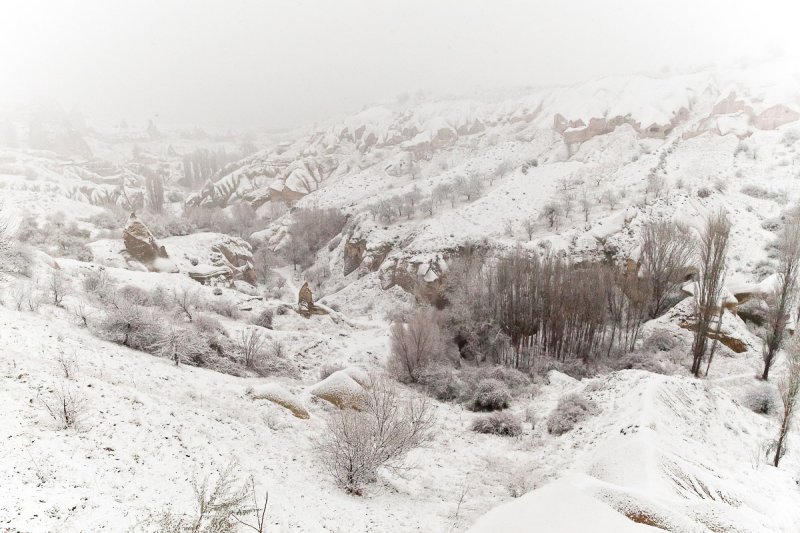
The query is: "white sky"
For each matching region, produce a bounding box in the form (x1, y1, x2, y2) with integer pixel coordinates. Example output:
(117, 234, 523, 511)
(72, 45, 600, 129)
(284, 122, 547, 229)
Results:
(1, 0, 798, 130)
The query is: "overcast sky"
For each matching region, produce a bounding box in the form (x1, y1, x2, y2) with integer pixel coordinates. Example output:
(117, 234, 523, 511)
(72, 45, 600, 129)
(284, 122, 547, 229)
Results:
(1, 0, 798, 130)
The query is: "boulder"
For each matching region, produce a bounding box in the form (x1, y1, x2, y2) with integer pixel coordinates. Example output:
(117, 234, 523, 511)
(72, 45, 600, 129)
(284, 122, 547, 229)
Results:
(122, 213, 178, 272)
(310, 371, 365, 409)
(247, 383, 309, 419)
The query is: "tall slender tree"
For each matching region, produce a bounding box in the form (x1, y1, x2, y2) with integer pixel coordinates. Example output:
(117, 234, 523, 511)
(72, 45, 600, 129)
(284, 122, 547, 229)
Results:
(762, 220, 800, 380)
(691, 210, 731, 377)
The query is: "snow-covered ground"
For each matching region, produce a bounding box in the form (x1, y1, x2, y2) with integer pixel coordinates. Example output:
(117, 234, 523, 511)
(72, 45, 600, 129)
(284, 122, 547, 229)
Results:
(3, 58, 800, 532)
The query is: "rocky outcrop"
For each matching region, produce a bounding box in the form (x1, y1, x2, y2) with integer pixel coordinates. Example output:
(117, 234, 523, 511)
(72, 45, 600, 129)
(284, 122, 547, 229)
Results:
(186, 235, 256, 286)
(122, 213, 178, 272)
(310, 371, 365, 409)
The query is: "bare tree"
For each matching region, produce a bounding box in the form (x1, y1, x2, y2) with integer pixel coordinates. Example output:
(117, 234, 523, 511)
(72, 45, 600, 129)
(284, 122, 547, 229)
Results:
(580, 188, 592, 222)
(540, 201, 562, 229)
(691, 210, 731, 377)
(174, 286, 201, 322)
(762, 220, 800, 380)
(48, 269, 69, 307)
(601, 189, 618, 209)
(239, 327, 267, 370)
(316, 376, 435, 494)
(639, 221, 696, 318)
(523, 217, 536, 240)
(773, 338, 800, 467)
(145, 172, 165, 214)
(388, 308, 444, 382)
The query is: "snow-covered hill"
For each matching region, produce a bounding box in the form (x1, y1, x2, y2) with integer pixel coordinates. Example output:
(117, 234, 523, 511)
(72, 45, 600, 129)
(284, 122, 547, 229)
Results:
(3, 58, 800, 532)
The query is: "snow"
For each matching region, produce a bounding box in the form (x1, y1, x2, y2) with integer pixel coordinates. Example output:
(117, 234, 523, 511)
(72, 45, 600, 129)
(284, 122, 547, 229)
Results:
(3, 56, 800, 532)
(467, 477, 662, 533)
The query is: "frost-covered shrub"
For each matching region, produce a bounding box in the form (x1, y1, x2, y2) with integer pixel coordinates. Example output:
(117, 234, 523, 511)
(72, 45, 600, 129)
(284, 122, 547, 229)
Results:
(741, 185, 784, 202)
(319, 362, 346, 381)
(470, 378, 511, 411)
(743, 383, 780, 415)
(316, 377, 434, 494)
(114, 284, 169, 308)
(613, 352, 668, 374)
(208, 297, 241, 319)
(643, 329, 677, 352)
(696, 187, 712, 199)
(417, 363, 465, 401)
(193, 313, 226, 336)
(462, 365, 531, 393)
(251, 308, 273, 329)
(546, 393, 598, 436)
(97, 304, 166, 352)
(471, 412, 522, 437)
(82, 269, 113, 294)
(0, 244, 32, 276)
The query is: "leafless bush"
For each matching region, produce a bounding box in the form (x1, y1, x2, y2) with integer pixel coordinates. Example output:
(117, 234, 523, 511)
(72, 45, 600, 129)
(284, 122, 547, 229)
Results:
(471, 412, 522, 436)
(56, 351, 78, 379)
(156, 460, 268, 533)
(416, 363, 466, 401)
(39, 384, 87, 430)
(47, 269, 69, 307)
(388, 308, 445, 383)
(319, 362, 346, 381)
(239, 327, 268, 370)
(82, 268, 113, 294)
(209, 297, 241, 319)
(97, 303, 165, 352)
(251, 309, 273, 329)
(743, 383, 780, 415)
(469, 378, 512, 411)
(174, 286, 201, 322)
(316, 377, 435, 494)
(546, 393, 598, 436)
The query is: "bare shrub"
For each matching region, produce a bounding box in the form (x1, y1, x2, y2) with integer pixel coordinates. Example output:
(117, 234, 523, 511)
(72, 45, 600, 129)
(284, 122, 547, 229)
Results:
(56, 351, 78, 379)
(388, 308, 444, 383)
(469, 378, 511, 411)
(156, 460, 268, 533)
(251, 309, 273, 329)
(319, 362, 346, 381)
(174, 286, 202, 322)
(239, 327, 267, 370)
(643, 329, 678, 352)
(743, 383, 780, 415)
(47, 269, 69, 307)
(97, 304, 165, 352)
(151, 324, 213, 366)
(82, 268, 113, 294)
(316, 377, 435, 494)
(39, 384, 87, 430)
(209, 297, 241, 319)
(546, 393, 598, 436)
(193, 313, 226, 336)
(416, 363, 465, 401)
(471, 412, 522, 436)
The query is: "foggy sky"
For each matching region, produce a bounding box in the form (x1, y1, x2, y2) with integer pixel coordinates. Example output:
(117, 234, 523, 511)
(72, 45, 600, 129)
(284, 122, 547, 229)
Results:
(1, 0, 797, 131)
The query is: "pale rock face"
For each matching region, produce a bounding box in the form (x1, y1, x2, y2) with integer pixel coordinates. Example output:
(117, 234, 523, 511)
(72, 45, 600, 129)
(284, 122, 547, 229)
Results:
(122, 213, 178, 273)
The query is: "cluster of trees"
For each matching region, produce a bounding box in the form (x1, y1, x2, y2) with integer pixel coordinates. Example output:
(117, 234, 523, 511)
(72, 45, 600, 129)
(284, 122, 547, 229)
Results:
(282, 207, 347, 270)
(182, 148, 241, 187)
(443, 248, 648, 368)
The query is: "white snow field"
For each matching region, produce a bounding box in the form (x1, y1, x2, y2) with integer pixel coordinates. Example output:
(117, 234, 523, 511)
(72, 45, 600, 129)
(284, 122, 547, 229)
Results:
(2, 57, 800, 532)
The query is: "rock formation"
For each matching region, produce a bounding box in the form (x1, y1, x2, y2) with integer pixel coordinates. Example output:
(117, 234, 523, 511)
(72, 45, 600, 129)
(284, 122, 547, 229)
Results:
(122, 213, 177, 272)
